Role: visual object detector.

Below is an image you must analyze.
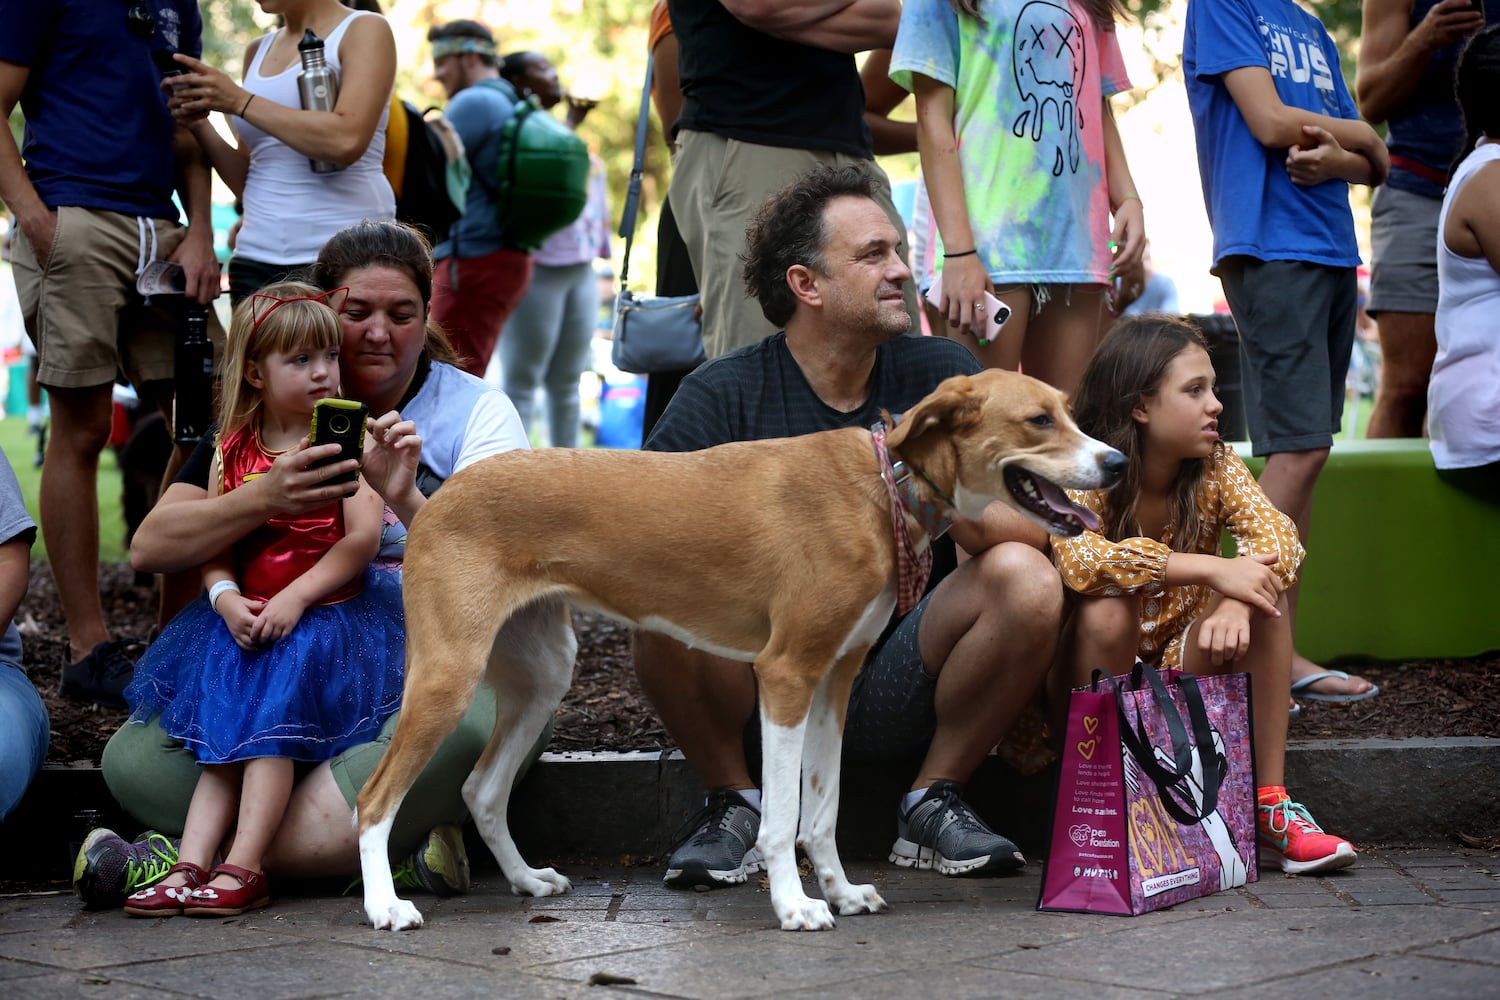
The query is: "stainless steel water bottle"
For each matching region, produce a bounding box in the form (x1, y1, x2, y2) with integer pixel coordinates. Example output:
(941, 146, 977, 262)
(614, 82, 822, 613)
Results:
(297, 29, 342, 174)
(173, 304, 214, 445)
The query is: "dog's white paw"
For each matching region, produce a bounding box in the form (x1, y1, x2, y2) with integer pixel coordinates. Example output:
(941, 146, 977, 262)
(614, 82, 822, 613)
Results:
(509, 867, 572, 897)
(777, 894, 837, 931)
(366, 897, 424, 931)
(829, 883, 887, 917)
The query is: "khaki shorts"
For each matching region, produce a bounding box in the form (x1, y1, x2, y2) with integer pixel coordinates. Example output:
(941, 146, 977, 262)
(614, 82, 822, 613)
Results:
(669, 130, 920, 359)
(11, 206, 210, 389)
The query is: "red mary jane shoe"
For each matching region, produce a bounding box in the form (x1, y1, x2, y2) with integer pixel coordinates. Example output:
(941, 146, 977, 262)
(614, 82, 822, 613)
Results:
(182, 863, 270, 917)
(123, 861, 210, 917)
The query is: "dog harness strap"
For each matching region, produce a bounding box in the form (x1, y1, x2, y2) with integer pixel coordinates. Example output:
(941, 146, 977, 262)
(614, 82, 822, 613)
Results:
(871, 424, 932, 617)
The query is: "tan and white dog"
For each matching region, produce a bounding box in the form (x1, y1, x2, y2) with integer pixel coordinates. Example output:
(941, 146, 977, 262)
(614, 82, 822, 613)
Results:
(356, 368, 1125, 932)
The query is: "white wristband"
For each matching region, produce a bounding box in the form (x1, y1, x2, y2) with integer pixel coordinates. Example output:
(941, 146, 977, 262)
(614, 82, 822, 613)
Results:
(209, 580, 241, 613)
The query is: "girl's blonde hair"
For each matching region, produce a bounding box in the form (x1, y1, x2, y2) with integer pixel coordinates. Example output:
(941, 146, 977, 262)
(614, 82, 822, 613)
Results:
(219, 280, 345, 440)
(1070, 314, 1213, 551)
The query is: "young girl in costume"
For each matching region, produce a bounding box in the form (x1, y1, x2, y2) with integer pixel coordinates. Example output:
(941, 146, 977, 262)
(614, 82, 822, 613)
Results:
(1050, 315, 1356, 875)
(891, 0, 1146, 394)
(121, 281, 406, 917)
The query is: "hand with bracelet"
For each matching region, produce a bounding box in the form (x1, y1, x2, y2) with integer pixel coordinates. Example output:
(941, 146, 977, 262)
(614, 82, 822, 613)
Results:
(208, 577, 268, 651)
(936, 247, 996, 345)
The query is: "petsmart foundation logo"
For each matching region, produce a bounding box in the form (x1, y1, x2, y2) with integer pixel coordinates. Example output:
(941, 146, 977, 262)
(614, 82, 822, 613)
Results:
(1142, 868, 1202, 897)
(1068, 824, 1121, 849)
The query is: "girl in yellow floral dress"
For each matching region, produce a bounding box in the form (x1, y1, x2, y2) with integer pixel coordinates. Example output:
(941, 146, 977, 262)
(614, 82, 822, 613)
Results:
(1051, 314, 1355, 876)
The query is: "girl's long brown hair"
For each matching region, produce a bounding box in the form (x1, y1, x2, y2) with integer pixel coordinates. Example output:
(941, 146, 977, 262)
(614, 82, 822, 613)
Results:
(1070, 315, 1213, 551)
(948, 0, 1126, 30)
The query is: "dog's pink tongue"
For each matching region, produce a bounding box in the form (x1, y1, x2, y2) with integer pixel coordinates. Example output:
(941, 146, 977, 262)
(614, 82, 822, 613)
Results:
(1035, 476, 1101, 532)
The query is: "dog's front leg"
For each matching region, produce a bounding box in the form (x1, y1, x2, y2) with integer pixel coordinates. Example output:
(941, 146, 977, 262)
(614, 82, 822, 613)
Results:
(357, 808, 424, 930)
(800, 653, 886, 918)
(759, 714, 835, 930)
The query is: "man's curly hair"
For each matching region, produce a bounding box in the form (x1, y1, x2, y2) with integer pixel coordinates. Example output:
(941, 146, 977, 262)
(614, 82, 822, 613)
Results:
(740, 164, 880, 328)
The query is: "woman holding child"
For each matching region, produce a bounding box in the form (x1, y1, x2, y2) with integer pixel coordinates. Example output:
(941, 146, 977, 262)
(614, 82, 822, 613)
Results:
(74, 221, 533, 913)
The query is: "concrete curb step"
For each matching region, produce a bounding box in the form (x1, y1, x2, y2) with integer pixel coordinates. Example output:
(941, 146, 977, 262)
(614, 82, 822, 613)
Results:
(9, 738, 1497, 883)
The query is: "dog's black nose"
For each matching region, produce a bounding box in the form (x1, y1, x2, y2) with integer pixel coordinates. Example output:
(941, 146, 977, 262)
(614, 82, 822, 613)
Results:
(1100, 448, 1128, 484)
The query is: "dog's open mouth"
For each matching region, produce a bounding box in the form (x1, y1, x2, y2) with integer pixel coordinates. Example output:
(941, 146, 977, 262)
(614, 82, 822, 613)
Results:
(1004, 466, 1102, 536)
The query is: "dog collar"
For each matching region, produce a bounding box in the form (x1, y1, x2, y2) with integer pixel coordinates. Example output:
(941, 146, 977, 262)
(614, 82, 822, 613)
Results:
(892, 461, 955, 541)
(871, 422, 933, 617)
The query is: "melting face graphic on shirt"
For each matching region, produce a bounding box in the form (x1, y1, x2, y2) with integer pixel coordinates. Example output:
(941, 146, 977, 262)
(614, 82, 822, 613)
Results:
(1013, 1, 1088, 176)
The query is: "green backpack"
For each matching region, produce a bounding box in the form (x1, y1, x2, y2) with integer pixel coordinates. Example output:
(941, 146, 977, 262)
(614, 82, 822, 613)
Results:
(479, 82, 590, 251)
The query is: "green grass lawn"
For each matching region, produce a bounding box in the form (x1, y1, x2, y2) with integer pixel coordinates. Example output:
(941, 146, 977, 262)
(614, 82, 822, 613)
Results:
(0, 415, 128, 563)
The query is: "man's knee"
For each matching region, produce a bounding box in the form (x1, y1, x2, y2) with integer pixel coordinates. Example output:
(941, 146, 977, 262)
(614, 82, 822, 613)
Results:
(974, 543, 1064, 621)
(45, 386, 115, 455)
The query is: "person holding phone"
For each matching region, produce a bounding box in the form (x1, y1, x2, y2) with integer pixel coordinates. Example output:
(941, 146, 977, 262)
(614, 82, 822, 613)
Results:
(115, 280, 405, 918)
(78, 221, 529, 915)
(892, 0, 1147, 395)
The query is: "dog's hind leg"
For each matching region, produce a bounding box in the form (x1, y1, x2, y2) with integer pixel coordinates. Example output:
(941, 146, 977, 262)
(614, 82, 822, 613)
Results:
(463, 597, 577, 898)
(756, 643, 837, 931)
(357, 636, 489, 931)
(800, 648, 887, 918)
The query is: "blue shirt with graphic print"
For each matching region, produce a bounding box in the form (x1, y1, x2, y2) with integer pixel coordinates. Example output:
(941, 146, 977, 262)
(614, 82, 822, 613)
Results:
(1184, 0, 1361, 271)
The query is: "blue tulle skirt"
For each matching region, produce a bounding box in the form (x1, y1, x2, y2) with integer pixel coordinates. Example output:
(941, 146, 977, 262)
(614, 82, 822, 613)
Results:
(125, 567, 406, 764)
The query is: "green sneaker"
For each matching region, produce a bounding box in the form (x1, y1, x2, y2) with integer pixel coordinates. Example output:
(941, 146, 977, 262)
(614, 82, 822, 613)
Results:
(72, 828, 180, 908)
(391, 824, 470, 897)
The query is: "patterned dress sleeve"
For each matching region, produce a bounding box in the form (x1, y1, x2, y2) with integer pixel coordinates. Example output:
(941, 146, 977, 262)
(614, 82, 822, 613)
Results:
(1050, 489, 1173, 596)
(1215, 446, 1305, 587)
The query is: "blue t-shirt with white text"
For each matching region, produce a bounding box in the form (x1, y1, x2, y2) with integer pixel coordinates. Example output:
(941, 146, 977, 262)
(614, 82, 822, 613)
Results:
(1183, 0, 1361, 270)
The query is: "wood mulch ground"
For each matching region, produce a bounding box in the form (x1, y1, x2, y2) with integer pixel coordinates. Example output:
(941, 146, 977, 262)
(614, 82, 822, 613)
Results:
(18, 561, 1500, 767)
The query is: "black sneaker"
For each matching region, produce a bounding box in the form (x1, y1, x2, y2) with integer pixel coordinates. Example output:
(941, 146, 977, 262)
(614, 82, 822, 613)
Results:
(889, 780, 1026, 876)
(664, 790, 765, 889)
(61, 640, 135, 709)
(73, 828, 181, 908)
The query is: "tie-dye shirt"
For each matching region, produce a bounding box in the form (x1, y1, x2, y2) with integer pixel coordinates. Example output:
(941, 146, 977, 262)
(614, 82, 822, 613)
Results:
(891, 0, 1132, 287)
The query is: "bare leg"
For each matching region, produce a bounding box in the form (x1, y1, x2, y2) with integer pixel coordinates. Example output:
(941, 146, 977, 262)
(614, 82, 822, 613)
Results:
(262, 763, 358, 877)
(208, 757, 295, 889)
(162, 763, 245, 891)
(633, 631, 757, 792)
(913, 542, 1062, 790)
(1020, 285, 1110, 397)
(1181, 596, 1293, 786)
(1365, 311, 1434, 439)
(41, 383, 116, 660)
(1256, 448, 1374, 697)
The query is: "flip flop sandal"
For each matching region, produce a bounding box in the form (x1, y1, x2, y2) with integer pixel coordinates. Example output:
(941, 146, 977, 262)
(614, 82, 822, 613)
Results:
(1290, 670, 1381, 704)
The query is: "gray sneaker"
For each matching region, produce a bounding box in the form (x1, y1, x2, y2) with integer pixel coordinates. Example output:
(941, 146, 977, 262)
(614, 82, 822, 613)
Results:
(664, 790, 765, 889)
(889, 781, 1026, 876)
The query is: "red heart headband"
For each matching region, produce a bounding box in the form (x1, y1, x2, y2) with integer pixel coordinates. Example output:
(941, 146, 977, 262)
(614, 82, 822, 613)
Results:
(248, 286, 350, 342)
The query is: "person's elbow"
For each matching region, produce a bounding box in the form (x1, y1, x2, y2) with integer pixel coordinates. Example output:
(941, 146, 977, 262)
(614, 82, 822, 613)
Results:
(324, 131, 374, 168)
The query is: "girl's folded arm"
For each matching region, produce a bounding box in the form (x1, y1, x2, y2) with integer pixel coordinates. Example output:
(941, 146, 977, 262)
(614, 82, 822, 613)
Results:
(1217, 448, 1305, 588)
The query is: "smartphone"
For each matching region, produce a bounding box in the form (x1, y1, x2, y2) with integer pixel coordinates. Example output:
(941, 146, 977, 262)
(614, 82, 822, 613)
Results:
(308, 398, 368, 485)
(924, 275, 1013, 346)
(151, 48, 186, 77)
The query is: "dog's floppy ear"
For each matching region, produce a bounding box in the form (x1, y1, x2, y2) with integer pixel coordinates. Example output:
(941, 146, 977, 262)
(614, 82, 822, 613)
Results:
(886, 374, 982, 452)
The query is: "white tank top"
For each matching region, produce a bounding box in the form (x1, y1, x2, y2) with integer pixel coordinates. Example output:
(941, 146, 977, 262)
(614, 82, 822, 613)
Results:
(1430, 141, 1500, 470)
(234, 10, 394, 265)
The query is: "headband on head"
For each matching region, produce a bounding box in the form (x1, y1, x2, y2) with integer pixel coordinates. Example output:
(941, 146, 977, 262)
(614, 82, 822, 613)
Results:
(248, 287, 350, 343)
(431, 36, 496, 62)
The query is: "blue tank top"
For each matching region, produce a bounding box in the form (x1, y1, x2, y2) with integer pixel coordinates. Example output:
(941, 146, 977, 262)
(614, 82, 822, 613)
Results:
(1385, 0, 1500, 198)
